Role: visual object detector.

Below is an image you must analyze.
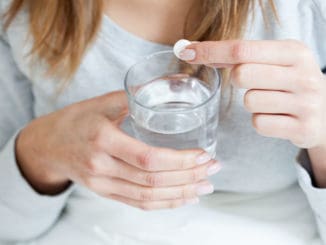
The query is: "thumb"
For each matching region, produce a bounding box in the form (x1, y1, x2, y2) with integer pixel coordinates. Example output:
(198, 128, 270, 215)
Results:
(94, 90, 129, 123)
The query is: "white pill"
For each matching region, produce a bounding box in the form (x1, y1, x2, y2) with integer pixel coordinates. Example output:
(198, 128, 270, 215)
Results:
(173, 39, 192, 59)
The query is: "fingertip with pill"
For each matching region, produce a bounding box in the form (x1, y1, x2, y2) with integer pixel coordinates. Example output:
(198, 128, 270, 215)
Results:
(173, 39, 193, 59)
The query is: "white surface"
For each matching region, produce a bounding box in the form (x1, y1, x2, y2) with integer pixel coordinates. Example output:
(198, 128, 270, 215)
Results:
(21, 184, 321, 245)
(173, 39, 191, 59)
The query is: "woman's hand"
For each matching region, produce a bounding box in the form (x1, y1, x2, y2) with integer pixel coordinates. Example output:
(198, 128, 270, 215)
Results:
(180, 40, 326, 149)
(16, 91, 221, 210)
(179, 40, 326, 187)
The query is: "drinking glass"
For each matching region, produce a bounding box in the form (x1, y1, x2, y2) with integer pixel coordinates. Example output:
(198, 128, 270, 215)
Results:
(124, 51, 221, 157)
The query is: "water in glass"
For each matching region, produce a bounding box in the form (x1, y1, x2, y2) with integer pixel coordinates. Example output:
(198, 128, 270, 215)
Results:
(130, 75, 218, 156)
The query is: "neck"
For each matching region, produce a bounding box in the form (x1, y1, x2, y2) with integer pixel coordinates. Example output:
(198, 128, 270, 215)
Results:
(104, 0, 199, 45)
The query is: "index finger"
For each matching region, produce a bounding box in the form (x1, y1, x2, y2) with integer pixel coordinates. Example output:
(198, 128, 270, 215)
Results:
(185, 40, 308, 66)
(102, 124, 213, 171)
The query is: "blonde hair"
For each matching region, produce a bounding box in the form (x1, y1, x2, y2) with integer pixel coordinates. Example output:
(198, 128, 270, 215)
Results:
(3, 0, 276, 80)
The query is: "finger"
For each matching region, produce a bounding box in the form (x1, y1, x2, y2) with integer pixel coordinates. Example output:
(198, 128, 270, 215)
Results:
(184, 40, 313, 66)
(112, 178, 213, 201)
(244, 90, 297, 115)
(108, 157, 221, 187)
(81, 152, 221, 186)
(91, 177, 213, 201)
(79, 90, 129, 123)
(108, 194, 199, 211)
(100, 91, 129, 123)
(252, 114, 298, 140)
(231, 64, 298, 91)
(208, 63, 234, 68)
(102, 124, 214, 171)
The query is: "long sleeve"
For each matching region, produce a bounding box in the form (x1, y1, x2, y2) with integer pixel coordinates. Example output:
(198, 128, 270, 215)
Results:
(0, 31, 72, 242)
(296, 151, 326, 243)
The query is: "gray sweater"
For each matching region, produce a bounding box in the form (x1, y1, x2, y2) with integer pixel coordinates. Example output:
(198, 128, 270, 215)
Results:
(0, 0, 326, 244)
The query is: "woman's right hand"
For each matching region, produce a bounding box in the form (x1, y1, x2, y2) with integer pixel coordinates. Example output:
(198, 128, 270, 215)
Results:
(16, 91, 221, 210)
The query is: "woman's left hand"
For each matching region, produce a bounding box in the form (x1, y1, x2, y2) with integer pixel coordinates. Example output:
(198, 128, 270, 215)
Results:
(180, 40, 326, 149)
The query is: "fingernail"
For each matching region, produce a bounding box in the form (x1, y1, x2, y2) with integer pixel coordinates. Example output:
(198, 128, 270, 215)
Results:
(196, 183, 214, 196)
(179, 49, 196, 61)
(196, 152, 212, 165)
(185, 197, 200, 205)
(207, 163, 222, 176)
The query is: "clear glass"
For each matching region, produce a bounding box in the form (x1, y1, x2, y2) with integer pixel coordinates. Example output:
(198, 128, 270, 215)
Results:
(124, 51, 221, 157)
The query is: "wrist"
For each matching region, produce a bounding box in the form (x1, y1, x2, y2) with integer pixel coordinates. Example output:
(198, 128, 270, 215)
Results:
(307, 143, 326, 188)
(15, 126, 71, 195)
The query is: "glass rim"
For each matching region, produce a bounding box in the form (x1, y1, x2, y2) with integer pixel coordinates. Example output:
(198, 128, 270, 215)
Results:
(124, 50, 221, 113)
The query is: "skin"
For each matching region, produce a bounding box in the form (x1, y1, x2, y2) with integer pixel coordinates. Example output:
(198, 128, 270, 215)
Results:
(16, 1, 222, 211)
(179, 40, 326, 187)
(104, 0, 200, 45)
(16, 91, 221, 210)
(15, 1, 326, 214)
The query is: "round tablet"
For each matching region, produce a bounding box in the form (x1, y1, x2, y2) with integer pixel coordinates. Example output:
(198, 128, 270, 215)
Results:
(173, 39, 192, 59)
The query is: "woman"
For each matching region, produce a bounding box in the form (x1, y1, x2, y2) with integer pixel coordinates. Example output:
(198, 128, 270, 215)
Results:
(0, 0, 325, 244)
